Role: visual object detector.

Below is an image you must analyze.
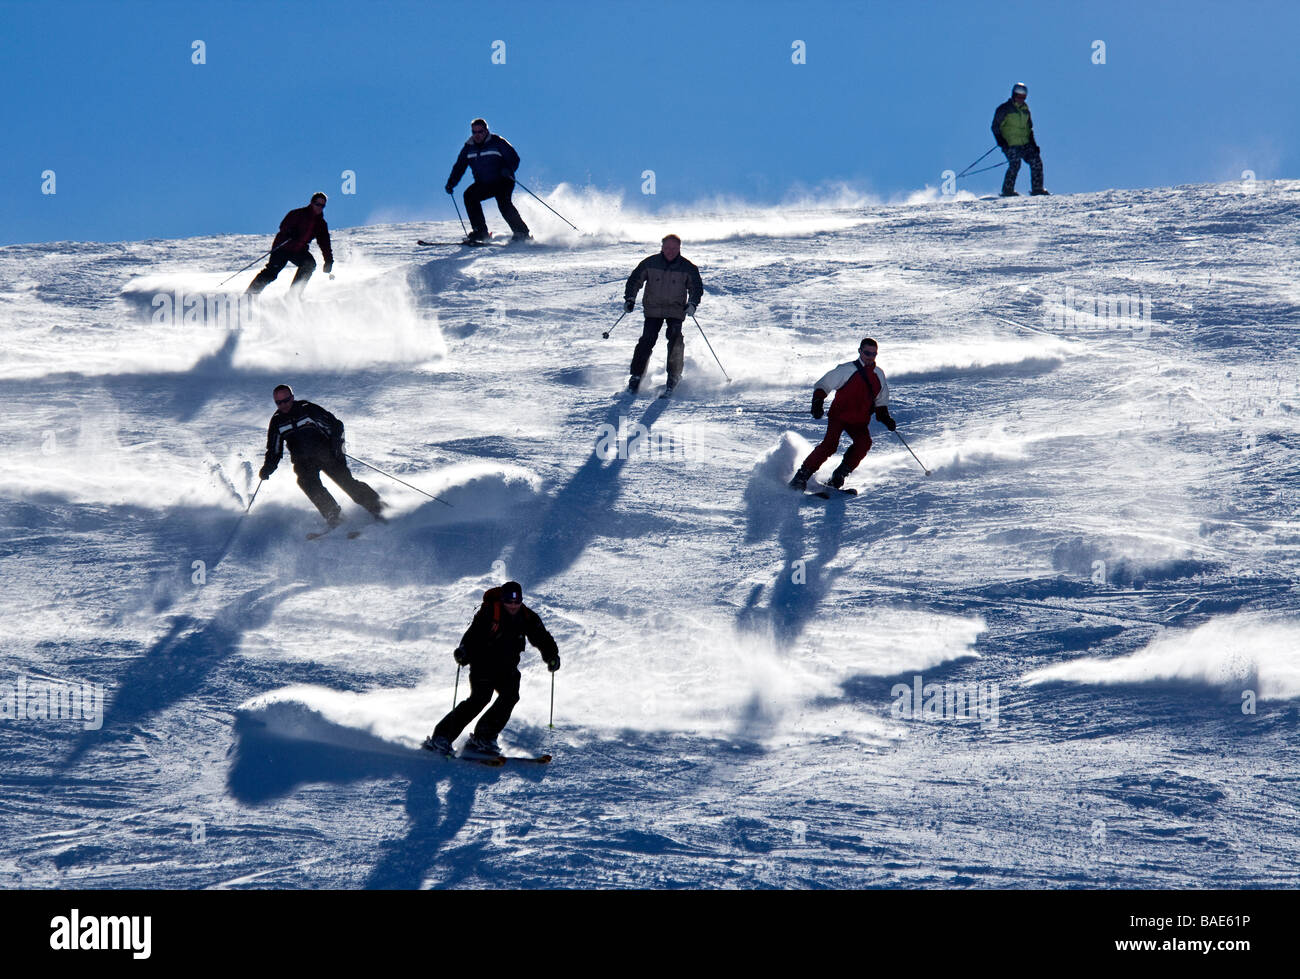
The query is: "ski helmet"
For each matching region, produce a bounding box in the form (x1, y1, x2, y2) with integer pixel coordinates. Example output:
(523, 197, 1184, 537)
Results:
(1012, 82, 1028, 97)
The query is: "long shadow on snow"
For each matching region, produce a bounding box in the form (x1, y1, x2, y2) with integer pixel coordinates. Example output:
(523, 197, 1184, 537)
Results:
(226, 713, 498, 889)
(737, 476, 850, 646)
(508, 394, 670, 585)
(60, 582, 313, 766)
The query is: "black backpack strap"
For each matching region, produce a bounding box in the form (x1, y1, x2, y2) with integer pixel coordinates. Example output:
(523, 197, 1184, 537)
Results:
(852, 362, 879, 411)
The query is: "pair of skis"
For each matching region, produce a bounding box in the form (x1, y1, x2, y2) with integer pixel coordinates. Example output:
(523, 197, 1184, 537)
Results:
(425, 745, 552, 767)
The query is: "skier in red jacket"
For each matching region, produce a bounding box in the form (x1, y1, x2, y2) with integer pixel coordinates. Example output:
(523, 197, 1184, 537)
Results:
(246, 192, 335, 295)
(790, 337, 896, 491)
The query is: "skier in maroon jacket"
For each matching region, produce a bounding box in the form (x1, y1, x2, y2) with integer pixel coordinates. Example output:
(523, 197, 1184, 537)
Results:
(790, 337, 896, 491)
(246, 192, 335, 295)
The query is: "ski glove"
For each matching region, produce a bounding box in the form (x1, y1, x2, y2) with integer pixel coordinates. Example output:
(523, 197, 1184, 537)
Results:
(330, 437, 344, 459)
(501, 171, 515, 182)
(811, 391, 826, 420)
(545, 654, 560, 672)
(323, 261, 333, 274)
(445, 184, 455, 195)
(624, 299, 636, 313)
(453, 646, 470, 666)
(683, 304, 697, 318)
(875, 406, 896, 431)
(258, 463, 275, 481)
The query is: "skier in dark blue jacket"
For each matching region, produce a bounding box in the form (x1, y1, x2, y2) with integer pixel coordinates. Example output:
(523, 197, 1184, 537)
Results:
(445, 118, 531, 243)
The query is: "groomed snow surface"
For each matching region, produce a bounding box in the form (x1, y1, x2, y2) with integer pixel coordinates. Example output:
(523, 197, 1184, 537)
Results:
(2, 182, 1298, 888)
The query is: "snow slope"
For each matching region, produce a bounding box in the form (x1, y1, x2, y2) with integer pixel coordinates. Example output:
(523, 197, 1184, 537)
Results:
(1, 182, 1298, 888)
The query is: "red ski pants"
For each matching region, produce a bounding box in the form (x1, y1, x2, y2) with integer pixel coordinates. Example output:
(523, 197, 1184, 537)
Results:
(801, 418, 872, 474)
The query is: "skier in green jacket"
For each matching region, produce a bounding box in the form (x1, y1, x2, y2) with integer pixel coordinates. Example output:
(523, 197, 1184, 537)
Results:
(992, 83, 1049, 197)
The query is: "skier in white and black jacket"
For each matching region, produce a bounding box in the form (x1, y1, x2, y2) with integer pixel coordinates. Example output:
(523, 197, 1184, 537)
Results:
(258, 384, 384, 528)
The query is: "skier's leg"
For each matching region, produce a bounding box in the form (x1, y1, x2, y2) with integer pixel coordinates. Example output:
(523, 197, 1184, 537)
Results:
(294, 459, 342, 523)
(1001, 147, 1023, 195)
(629, 318, 665, 377)
(1026, 146, 1044, 193)
(288, 251, 316, 294)
(246, 251, 290, 294)
(433, 671, 495, 741)
(495, 182, 530, 236)
(463, 183, 491, 236)
(665, 319, 685, 385)
(473, 669, 521, 742)
(836, 422, 874, 475)
(321, 457, 383, 516)
(800, 418, 846, 475)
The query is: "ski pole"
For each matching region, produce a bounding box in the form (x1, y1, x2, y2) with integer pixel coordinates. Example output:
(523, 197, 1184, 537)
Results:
(214, 479, 263, 559)
(548, 671, 555, 729)
(344, 453, 453, 507)
(453, 664, 461, 709)
(956, 162, 1005, 180)
(602, 310, 628, 339)
(954, 145, 998, 179)
(218, 242, 287, 287)
(689, 314, 731, 382)
(451, 194, 467, 236)
(513, 179, 580, 231)
(892, 429, 932, 476)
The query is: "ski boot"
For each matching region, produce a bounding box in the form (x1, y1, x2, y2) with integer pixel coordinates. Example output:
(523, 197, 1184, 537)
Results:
(789, 466, 812, 491)
(466, 735, 502, 758)
(1000, 190, 1020, 197)
(1031, 189, 1051, 196)
(828, 467, 850, 489)
(627, 374, 641, 392)
(463, 229, 491, 245)
(422, 735, 454, 755)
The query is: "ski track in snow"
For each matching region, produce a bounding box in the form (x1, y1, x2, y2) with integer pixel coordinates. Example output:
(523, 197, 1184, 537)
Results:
(1, 184, 1299, 888)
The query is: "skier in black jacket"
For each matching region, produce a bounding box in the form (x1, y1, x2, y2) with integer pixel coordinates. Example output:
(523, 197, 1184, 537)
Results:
(423, 581, 560, 757)
(445, 118, 530, 242)
(258, 384, 384, 528)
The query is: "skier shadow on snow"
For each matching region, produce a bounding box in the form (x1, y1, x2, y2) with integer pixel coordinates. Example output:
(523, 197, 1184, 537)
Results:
(737, 475, 851, 646)
(59, 581, 314, 767)
(508, 395, 671, 585)
(226, 712, 503, 889)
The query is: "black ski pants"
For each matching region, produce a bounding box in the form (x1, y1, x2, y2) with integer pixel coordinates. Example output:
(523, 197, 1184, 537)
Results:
(1002, 145, 1044, 195)
(293, 452, 382, 522)
(629, 317, 684, 383)
(247, 249, 316, 294)
(434, 661, 521, 742)
(464, 179, 530, 237)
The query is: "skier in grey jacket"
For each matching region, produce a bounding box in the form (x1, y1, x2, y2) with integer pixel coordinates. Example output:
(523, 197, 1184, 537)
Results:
(623, 234, 704, 394)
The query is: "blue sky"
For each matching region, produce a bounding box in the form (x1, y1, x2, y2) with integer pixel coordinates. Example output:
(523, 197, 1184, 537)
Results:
(2, 0, 1296, 245)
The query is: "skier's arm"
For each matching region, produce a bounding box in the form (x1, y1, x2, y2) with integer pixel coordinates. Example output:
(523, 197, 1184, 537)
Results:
(991, 104, 1010, 149)
(260, 418, 282, 479)
(317, 220, 334, 273)
(813, 362, 855, 395)
(498, 137, 520, 177)
(446, 147, 470, 191)
(624, 257, 651, 303)
(687, 262, 704, 309)
(525, 611, 560, 669)
(458, 605, 493, 656)
(309, 404, 344, 455)
(271, 210, 294, 250)
(1026, 109, 1037, 149)
(873, 368, 895, 429)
